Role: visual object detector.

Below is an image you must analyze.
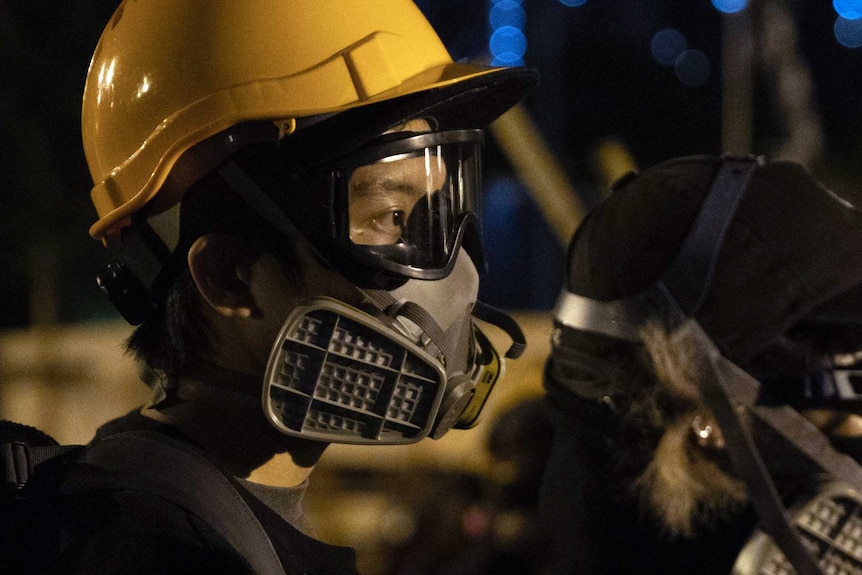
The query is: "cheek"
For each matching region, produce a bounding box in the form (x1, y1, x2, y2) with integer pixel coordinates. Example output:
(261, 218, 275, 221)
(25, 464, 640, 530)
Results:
(301, 257, 365, 307)
(248, 255, 303, 336)
(254, 250, 364, 330)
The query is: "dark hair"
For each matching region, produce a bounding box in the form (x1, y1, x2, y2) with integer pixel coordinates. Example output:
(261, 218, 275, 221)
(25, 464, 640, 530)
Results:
(125, 266, 203, 383)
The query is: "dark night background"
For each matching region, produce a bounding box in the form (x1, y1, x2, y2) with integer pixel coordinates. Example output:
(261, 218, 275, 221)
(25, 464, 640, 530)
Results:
(3, 0, 862, 327)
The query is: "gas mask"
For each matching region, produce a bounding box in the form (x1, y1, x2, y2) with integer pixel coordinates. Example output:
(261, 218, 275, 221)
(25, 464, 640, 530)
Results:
(551, 156, 862, 575)
(261, 247, 520, 444)
(220, 127, 525, 445)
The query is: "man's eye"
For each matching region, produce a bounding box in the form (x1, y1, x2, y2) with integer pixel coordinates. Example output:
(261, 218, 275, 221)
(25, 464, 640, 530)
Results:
(351, 208, 408, 245)
(369, 209, 406, 238)
(381, 210, 405, 229)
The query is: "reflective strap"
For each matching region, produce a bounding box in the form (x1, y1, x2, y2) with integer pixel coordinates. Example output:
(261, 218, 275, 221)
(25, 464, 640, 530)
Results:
(552, 290, 649, 343)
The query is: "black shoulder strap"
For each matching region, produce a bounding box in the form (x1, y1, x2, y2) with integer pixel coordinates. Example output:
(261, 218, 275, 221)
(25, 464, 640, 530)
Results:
(61, 430, 287, 575)
(2, 443, 81, 493)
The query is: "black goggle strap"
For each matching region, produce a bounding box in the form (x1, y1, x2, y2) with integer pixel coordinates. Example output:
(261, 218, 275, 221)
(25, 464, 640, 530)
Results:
(673, 319, 825, 575)
(97, 207, 180, 325)
(219, 160, 391, 303)
(217, 161, 306, 245)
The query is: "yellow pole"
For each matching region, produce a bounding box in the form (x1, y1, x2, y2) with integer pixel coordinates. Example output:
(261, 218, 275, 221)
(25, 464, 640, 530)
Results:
(489, 103, 585, 247)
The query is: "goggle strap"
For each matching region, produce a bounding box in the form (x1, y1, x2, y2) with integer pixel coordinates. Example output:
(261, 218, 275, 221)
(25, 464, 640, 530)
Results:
(217, 161, 305, 244)
(662, 156, 760, 315)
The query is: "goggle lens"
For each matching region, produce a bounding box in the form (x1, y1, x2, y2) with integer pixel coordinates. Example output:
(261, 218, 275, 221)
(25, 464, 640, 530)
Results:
(336, 130, 483, 277)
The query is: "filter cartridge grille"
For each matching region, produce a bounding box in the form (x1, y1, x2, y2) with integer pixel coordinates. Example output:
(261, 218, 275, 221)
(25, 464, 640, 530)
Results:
(734, 483, 862, 575)
(264, 303, 446, 444)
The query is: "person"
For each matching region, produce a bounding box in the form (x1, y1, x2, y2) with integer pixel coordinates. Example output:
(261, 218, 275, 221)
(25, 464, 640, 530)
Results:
(539, 154, 862, 575)
(40, 1, 537, 573)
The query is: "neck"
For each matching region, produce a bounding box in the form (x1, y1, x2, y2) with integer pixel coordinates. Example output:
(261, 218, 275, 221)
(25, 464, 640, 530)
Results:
(140, 361, 327, 487)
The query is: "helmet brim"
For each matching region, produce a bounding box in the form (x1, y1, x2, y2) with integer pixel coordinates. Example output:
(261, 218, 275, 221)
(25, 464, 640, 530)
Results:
(281, 64, 539, 173)
(89, 63, 537, 240)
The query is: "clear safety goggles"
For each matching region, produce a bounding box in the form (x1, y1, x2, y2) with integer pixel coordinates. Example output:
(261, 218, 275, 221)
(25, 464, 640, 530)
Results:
(325, 129, 484, 280)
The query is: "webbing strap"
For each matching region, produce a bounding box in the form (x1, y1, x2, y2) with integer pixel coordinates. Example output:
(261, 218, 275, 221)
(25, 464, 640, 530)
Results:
(62, 430, 288, 575)
(1, 443, 81, 492)
(674, 320, 823, 575)
(662, 157, 759, 315)
(472, 300, 526, 359)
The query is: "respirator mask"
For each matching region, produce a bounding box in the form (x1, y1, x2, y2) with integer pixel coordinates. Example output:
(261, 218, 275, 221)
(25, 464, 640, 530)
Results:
(551, 156, 862, 575)
(214, 127, 526, 445)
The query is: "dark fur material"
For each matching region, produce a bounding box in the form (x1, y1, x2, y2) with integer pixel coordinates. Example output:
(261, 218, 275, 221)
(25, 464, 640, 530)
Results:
(630, 322, 748, 537)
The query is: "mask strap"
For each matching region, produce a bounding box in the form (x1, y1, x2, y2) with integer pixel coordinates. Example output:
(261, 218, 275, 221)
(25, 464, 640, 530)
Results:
(662, 156, 760, 315)
(750, 406, 862, 490)
(362, 288, 449, 364)
(673, 319, 824, 575)
(364, 289, 526, 363)
(472, 301, 526, 359)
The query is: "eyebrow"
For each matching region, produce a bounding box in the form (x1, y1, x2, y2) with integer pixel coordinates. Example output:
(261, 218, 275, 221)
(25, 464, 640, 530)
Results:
(350, 177, 424, 200)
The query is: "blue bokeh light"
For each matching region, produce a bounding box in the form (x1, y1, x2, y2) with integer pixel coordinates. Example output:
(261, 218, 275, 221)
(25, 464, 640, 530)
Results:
(558, 0, 588, 7)
(651, 28, 687, 66)
(675, 50, 711, 86)
(490, 26, 527, 64)
(710, 0, 748, 14)
(490, 0, 526, 30)
(835, 16, 862, 47)
(835, 0, 862, 20)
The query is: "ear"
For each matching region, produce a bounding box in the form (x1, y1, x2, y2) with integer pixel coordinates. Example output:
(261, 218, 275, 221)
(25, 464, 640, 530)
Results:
(188, 233, 260, 318)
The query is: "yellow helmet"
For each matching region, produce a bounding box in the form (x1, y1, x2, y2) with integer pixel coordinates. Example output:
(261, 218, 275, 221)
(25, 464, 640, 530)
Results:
(83, 0, 537, 240)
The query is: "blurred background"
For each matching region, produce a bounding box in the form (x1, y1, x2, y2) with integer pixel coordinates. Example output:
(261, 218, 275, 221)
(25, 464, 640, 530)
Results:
(4, 0, 862, 573)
